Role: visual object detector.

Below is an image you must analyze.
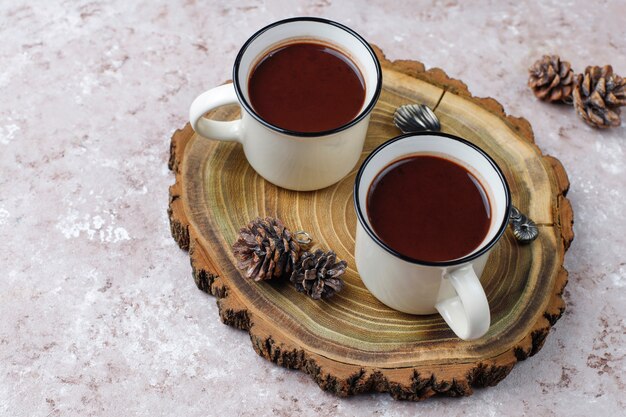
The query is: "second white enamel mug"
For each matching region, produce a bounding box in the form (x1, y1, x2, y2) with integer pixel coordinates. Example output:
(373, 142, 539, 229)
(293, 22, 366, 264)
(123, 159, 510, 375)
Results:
(354, 133, 512, 340)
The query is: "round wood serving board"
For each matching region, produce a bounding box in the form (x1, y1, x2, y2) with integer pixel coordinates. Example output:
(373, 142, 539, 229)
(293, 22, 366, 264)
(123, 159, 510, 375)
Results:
(168, 46, 574, 401)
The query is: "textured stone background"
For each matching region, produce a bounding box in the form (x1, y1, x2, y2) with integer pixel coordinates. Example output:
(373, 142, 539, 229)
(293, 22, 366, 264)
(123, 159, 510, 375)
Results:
(1, 1, 624, 416)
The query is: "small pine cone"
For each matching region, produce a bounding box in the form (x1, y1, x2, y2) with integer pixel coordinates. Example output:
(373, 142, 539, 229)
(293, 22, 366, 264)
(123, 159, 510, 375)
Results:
(290, 249, 346, 300)
(528, 55, 575, 103)
(573, 65, 626, 129)
(232, 217, 300, 281)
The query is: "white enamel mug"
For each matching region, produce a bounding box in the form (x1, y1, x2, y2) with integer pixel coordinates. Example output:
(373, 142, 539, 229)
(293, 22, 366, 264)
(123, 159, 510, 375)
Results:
(354, 133, 511, 340)
(189, 17, 382, 191)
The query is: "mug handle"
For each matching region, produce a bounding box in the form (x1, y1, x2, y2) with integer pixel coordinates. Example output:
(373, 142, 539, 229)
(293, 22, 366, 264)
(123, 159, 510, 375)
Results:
(189, 83, 242, 142)
(435, 265, 490, 340)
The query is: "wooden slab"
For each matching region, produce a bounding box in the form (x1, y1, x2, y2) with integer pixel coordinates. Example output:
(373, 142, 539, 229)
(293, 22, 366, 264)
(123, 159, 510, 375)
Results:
(168, 46, 574, 400)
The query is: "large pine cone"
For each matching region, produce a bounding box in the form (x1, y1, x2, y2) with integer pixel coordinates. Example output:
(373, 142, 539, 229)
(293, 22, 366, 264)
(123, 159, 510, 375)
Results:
(528, 55, 575, 103)
(232, 217, 300, 281)
(290, 250, 346, 300)
(573, 65, 626, 129)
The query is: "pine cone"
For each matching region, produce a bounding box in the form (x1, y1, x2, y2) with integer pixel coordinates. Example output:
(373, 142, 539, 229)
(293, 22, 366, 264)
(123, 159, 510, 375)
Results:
(232, 217, 300, 281)
(528, 55, 575, 103)
(290, 250, 346, 300)
(573, 65, 626, 129)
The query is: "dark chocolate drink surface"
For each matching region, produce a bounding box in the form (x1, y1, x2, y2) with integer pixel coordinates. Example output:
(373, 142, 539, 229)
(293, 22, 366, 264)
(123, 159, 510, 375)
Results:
(248, 42, 365, 133)
(366, 155, 491, 262)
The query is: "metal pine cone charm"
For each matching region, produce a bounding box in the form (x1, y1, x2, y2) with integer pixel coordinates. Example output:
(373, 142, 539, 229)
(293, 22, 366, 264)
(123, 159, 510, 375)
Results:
(394, 104, 441, 133)
(528, 55, 575, 103)
(509, 207, 539, 243)
(573, 65, 626, 129)
(290, 249, 346, 300)
(232, 217, 301, 281)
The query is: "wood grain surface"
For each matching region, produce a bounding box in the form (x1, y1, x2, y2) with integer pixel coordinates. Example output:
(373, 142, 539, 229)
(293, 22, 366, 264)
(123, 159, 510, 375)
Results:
(167, 46, 574, 401)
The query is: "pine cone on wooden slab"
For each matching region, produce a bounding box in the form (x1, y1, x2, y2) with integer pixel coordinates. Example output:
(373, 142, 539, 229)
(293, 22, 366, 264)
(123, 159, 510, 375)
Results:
(290, 249, 346, 300)
(573, 65, 626, 129)
(232, 217, 301, 281)
(528, 55, 575, 103)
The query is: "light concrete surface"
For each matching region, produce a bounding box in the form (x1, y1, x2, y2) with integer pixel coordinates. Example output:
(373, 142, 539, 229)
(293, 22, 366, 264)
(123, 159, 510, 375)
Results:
(1, 1, 624, 416)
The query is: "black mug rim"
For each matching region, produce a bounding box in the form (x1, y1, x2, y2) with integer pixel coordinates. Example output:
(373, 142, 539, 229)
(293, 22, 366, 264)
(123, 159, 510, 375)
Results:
(353, 132, 513, 267)
(232, 17, 383, 138)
